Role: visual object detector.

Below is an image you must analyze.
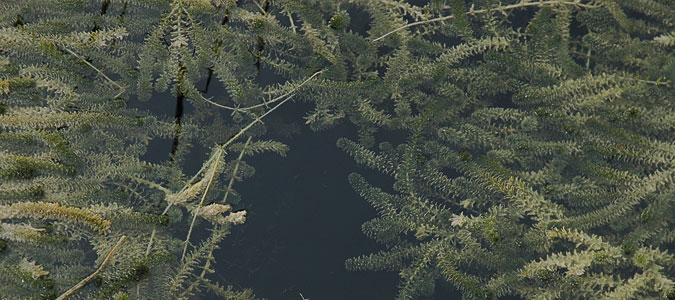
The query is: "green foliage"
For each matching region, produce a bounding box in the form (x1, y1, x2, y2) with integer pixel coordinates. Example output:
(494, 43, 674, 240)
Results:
(0, 0, 306, 298)
(332, 0, 675, 299)
(0, 0, 673, 299)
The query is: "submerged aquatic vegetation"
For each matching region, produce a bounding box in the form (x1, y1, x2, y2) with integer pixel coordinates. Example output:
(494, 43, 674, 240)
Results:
(0, 0, 673, 299)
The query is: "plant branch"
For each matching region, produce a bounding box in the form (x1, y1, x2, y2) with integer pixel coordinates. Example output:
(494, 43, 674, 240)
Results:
(63, 47, 127, 98)
(372, 0, 597, 42)
(56, 235, 127, 300)
(181, 148, 223, 262)
(195, 70, 323, 113)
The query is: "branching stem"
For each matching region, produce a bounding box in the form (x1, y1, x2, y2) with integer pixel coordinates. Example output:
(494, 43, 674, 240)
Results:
(56, 235, 127, 300)
(196, 70, 323, 113)
(373, 0, 597, 42)
(63, 47, 127, 98)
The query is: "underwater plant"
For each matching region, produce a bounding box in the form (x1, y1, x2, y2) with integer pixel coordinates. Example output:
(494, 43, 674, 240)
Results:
(0, 0, 673, 299)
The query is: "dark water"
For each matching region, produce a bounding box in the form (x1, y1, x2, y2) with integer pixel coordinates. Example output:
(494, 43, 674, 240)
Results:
(215, 101, 400, 300)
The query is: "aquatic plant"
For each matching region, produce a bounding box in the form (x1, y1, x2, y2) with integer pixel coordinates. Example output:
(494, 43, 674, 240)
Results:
(0, 0, 673, 299)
